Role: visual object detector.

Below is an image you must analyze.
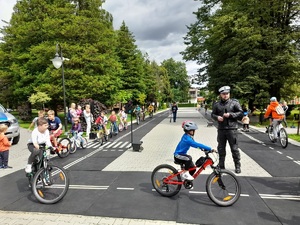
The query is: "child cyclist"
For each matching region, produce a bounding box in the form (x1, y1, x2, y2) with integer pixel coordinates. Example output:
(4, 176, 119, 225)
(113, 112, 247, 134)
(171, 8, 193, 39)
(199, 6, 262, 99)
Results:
(118, 107, 128, 130)
(95, 111, 108, 135)
(70, 117, 83, 138)
(174, 121, 214, 181)
(25, 118, 54, 173)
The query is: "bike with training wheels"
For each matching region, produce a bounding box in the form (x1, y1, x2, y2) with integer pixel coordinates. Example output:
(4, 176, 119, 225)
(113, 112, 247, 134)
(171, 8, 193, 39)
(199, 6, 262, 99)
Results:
(151, 150, 241, 206)
(108, 121, 118, 138)
(26, 144, 69, 204)
(96, 124, 108, 145)
(118, 119, 128, 132)
(67, 131, 88, 154)
(267, 120, 288, 148)
(50, 135, 71, 158)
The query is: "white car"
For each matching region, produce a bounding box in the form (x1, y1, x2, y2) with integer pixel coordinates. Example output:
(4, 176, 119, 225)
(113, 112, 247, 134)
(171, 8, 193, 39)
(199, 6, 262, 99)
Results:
(0, 103, 20, 144)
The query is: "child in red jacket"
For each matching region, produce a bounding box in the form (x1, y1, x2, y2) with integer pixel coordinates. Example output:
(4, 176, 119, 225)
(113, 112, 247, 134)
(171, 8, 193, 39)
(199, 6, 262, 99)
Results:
(0, 124, 12, 169)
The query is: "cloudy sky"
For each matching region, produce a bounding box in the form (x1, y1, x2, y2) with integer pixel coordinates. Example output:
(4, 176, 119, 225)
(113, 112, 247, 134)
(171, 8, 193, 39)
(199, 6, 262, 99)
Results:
(0, 0, 200, 75)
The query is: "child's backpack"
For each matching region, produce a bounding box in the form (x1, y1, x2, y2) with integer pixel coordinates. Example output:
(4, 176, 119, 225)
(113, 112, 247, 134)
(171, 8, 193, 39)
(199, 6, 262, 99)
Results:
(275, 105, 285, 115)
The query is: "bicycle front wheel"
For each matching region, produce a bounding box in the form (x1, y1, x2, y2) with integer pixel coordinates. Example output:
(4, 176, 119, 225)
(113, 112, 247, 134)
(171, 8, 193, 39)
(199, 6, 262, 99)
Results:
(32, 165, 69, 204)
(151, 164, 181, 197)
(267, 126, 274, 142)
(57, 138, 71, 158)
(279, 128, 288, 148)
(206, 169, 241, 206)
(118, 123, 124, 132)
(69, 139, 77, 154)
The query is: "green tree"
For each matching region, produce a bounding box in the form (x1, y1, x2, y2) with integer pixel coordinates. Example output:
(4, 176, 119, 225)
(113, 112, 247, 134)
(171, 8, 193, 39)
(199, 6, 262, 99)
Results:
(161, 58, 190, 102)
(0, 0, 122, 110)
(28, 91, 51, 110)
(115, 21, 147, 103)
(182, 0, 300, 109)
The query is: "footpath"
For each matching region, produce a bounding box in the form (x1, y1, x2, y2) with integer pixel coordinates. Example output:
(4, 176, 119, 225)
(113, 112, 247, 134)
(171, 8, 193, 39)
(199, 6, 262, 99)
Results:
(0, 108, 299, 225)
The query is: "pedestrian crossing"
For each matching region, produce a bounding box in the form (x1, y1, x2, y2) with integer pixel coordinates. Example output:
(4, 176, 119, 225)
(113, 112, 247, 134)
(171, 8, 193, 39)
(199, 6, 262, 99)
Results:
(86, 140, 132, 150)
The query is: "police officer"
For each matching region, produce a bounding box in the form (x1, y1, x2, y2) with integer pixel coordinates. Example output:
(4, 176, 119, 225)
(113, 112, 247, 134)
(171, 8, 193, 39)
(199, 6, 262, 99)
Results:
(211, 86, 243, 173)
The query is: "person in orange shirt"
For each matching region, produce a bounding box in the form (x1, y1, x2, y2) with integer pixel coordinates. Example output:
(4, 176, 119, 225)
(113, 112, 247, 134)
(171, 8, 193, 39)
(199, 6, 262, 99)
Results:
(0, 124, 12, 169)
(264, 97, 284, 142)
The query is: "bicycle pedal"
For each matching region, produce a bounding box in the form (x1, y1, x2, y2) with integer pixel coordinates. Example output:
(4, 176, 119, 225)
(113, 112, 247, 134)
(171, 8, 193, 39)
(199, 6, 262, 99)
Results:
(184, 180, 193, 189)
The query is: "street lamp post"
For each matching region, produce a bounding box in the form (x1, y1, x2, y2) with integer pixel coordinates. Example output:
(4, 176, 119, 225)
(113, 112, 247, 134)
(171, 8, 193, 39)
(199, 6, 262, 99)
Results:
(51, 44, 68, 131)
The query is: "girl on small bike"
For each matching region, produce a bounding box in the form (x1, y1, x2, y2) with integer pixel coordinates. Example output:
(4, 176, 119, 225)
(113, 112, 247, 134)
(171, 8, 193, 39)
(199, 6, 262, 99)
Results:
(70, 117, 83, 138)
(174, 121, 213, 181)
(118, 107, 128, 130)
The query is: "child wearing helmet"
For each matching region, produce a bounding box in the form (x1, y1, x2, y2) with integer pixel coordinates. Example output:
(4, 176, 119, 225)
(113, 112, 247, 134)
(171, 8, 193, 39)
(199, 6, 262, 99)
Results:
(242, 112, 250, 132)
(174, 121, 213, 180)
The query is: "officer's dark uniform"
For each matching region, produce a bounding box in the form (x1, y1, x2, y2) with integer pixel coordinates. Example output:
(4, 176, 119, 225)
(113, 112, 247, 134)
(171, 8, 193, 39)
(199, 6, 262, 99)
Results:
(211, 86, 243, 173)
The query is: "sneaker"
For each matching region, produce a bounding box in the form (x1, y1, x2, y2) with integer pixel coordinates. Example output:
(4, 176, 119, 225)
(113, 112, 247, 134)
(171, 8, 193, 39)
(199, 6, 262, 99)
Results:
(181, 171, 194, 180)
(25, 164, 32, 173)
(235, 167, 241, 174)
(3, 166, 13, 169)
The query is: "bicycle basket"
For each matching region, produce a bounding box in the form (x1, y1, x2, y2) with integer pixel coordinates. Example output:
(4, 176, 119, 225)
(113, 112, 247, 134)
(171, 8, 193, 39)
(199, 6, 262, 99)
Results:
(196, 156, 206, 167)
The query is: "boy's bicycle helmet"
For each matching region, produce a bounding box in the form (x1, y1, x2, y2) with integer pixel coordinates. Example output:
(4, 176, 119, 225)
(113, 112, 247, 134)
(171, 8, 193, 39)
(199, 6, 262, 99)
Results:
(182, 120, 198, 131)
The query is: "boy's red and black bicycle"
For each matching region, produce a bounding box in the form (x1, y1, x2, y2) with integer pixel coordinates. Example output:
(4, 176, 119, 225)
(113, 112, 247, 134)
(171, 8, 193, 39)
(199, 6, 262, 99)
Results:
(151, 150, 241, 206)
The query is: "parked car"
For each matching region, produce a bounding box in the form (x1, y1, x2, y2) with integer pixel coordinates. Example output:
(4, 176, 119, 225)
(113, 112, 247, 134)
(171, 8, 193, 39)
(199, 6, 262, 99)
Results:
(0, 103, 20, 144)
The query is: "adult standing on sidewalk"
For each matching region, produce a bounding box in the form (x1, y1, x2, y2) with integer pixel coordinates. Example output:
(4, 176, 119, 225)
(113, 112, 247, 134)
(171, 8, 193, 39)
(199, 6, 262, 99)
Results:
(171, 102, 178, 122)
(211, 86, 243, 173)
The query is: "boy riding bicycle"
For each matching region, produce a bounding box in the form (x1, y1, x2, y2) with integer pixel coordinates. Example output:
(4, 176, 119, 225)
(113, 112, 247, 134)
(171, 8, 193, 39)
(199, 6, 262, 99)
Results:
(47, 110, 63, 148)
(95, 111, 108, 135)
(174, 121, 214, 181)
(25, 118, 54, 173)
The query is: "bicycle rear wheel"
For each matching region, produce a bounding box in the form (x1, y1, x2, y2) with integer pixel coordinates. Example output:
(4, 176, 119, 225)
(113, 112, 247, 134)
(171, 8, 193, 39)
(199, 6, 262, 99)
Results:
(151, 164, 181, 197)
(206, 169, 241, 206)
(32, 165, 69, 204)
(80, 137, 88, 149)
(57, 138, 71, 158)
(279, 128, 288, 148)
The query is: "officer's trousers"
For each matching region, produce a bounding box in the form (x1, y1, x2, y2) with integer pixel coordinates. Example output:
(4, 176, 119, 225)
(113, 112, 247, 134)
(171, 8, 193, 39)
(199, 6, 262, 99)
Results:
(217, 129, 241, 168)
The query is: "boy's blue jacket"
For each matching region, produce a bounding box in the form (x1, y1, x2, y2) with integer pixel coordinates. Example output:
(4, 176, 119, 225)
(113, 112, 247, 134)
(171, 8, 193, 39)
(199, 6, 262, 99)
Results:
(174, 133, 212, 156)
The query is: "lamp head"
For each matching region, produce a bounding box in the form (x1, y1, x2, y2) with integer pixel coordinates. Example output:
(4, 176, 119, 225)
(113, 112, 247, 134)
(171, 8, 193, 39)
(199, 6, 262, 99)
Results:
(51, 53, 63, 69)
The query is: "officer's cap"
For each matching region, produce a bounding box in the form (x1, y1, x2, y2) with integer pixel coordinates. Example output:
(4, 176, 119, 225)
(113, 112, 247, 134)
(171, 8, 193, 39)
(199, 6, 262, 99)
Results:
(219, 86, 231, 93)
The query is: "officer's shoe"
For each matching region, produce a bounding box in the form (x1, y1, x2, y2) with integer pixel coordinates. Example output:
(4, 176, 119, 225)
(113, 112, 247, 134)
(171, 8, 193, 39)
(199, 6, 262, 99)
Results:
(235, 167, 241, 174)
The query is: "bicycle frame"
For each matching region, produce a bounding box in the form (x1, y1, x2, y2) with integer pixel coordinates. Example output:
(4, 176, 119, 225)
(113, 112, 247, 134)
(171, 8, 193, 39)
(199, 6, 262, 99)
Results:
(163, 157, 215, 185)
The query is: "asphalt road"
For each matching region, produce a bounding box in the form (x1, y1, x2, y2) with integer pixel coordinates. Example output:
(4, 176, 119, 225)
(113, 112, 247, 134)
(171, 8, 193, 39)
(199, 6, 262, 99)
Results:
(0, 110, 299, 225)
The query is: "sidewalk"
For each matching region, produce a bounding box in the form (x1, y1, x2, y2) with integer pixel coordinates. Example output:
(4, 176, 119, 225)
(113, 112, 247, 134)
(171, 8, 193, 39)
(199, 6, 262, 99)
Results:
(0, 107, 298, 224)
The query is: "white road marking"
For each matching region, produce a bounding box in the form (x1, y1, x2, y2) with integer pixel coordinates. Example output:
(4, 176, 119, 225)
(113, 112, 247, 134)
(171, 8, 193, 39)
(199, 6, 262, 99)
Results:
(69, 185, 109, 190)
(260, 194, 300, 201)
(116, 187, 134, 190)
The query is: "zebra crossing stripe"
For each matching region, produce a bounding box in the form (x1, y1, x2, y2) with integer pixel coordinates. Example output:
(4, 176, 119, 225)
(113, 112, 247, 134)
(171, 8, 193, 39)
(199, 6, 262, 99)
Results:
(112, 142, 123, 148)
(87, 141, 132, 150)
(119, 142, 129, 148)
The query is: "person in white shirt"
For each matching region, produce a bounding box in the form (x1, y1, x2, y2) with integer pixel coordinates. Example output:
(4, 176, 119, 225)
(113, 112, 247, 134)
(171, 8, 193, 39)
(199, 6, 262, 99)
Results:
(83, 104, 93, 138)
(25, 117, 54, 173)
